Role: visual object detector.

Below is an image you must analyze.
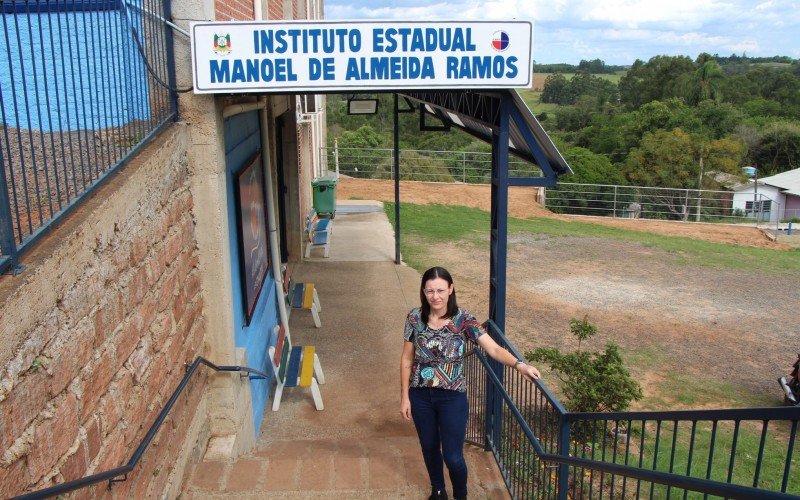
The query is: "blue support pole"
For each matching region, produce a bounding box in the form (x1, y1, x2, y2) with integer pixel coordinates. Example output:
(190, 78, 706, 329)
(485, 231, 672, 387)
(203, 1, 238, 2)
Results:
(558, 416, 571, 500)
(394, 93, 401, 265)
(485, 93, 511, 451)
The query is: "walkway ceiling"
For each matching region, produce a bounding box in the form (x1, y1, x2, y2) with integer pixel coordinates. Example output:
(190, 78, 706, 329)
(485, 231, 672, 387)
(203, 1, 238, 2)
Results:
(399, 89, 572, 185)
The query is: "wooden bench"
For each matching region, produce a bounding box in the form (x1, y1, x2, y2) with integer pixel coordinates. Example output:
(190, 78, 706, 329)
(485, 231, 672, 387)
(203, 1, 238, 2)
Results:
(304, 208, 333, 258)
(283, 265, 322, 328)
(268, 324, 324, 411)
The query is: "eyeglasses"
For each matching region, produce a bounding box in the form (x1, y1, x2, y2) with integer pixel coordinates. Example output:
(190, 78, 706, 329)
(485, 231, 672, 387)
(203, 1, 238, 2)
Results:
(424, 288, 449, 297)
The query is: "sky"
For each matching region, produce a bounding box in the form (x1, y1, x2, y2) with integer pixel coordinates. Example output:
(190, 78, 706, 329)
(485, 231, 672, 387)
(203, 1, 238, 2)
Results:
(322, 0, 800, 65)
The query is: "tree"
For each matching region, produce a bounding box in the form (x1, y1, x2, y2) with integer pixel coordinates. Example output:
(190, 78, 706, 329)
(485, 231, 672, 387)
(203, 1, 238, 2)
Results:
(745, 121, 800, 175)
(560, 146, 626, 185)
(694, 101, 744, 138)
(542, 72, 619, 106)
(540, 74, 570, 104)
(619, 55, 695, 109)
(337, 125, 386, 178)
(578, 58, 608, 73)
(555, 95, 598, 131)
(683, 54, 725, 105)
(623, 128, 744, 189)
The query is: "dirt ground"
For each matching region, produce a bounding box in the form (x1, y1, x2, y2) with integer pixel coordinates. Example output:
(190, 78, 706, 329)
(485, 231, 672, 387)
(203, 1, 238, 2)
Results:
(339, 177, 800, 408)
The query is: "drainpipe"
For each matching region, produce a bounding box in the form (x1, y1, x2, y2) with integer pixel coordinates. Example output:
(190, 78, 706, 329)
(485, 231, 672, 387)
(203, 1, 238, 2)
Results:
(251, 2, 290, 334)
(258, 98, 292, 336)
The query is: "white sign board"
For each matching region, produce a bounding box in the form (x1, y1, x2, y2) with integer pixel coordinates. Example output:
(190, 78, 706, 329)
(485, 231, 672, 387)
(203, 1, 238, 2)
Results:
(190, 21, 532, 93)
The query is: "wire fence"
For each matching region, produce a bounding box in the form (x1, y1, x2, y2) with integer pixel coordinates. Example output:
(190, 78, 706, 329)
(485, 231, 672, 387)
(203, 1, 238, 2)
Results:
(0, 0, 177, 274)
(322, 146, 542, 183)
(326, 146, 799, 237)
(543, 183, 790, 231)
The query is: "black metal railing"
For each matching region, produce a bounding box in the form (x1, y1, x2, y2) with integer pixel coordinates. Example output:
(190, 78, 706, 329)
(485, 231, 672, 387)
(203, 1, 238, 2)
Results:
(12, 357, 269, 500)
(0, 0, 178, 275)
(465, 320, 800, 499)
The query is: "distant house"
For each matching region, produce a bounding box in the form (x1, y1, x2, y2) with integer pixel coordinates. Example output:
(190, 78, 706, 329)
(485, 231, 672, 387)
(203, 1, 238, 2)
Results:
(732, 168, 800, 222)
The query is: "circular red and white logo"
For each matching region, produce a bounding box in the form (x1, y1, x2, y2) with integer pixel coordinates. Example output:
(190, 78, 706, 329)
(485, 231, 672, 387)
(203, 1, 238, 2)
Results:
(492, 31, 510, 51)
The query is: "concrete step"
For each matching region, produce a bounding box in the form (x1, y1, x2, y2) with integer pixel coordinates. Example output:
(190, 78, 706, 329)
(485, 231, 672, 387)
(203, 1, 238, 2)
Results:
(181, 436, 509, 499)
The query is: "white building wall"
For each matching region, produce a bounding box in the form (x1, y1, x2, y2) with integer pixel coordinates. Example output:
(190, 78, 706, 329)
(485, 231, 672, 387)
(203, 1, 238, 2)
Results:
(732, 183, 785, 222)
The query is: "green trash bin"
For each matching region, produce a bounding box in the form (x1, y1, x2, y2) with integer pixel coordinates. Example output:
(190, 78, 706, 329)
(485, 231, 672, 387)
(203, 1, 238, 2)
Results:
(311, 174, 338, 217)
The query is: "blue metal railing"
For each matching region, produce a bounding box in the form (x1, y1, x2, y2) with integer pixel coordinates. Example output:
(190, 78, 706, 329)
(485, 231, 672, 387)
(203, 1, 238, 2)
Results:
(0, 0, 177, 275)
(465, 320, 800, 499)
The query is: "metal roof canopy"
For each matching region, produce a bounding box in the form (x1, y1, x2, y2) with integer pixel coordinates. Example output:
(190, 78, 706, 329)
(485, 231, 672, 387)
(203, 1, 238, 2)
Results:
(398, 89, 572, 186)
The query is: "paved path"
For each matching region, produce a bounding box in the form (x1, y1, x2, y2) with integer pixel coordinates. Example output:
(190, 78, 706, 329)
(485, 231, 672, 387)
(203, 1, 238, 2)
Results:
(181, 203, 509, 499)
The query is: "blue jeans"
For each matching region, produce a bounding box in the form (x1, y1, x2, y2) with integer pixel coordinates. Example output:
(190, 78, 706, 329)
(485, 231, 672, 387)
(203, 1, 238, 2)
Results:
(409, 387, 469, 498)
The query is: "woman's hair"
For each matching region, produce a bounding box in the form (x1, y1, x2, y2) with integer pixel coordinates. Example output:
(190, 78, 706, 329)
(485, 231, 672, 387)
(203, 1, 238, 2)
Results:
(419, 266, 458, 323)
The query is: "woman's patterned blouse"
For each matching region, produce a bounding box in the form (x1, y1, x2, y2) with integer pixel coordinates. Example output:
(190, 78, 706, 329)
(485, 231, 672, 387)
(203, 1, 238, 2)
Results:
(403, 307, 485, 392)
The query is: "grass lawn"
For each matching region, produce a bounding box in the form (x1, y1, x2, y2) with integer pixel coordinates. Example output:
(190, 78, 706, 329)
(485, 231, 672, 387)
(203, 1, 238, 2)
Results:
(384, 201, 800, 275)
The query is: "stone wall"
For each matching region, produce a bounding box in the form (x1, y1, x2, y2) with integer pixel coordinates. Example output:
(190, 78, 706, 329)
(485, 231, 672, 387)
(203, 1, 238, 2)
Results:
(0, 124, 209, 498)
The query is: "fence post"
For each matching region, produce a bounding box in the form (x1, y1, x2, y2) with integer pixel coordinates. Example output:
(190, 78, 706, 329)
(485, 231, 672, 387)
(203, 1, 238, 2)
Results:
(0, 153, 22, 275)
(613, 185, 617, 217)
(463, 152, 467, 183)
(695, 189, 703, 222)
(756, 194, 762, 225)
(684, 189, 690, 221)
(557, 414, 570, 500)
(334, 140, 339, 177)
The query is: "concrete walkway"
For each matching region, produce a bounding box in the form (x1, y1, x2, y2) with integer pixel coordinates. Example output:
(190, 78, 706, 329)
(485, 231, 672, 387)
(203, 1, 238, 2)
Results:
(182, 201, 509, 499)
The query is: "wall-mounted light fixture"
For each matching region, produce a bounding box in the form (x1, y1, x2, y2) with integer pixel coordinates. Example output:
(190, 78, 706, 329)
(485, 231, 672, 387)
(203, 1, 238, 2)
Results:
(347, 97, 379, 115)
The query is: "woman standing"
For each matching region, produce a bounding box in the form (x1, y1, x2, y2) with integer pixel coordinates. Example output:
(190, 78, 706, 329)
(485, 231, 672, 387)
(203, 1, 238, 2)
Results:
(400, 267, 541, 500)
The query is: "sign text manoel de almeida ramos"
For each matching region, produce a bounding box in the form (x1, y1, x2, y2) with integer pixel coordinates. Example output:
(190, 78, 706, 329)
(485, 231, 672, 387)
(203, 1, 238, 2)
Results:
(190, 21, 533, 93)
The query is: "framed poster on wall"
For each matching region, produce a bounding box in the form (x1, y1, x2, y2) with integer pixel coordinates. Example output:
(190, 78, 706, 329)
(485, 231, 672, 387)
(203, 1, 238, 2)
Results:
(235, 153, 269, 324)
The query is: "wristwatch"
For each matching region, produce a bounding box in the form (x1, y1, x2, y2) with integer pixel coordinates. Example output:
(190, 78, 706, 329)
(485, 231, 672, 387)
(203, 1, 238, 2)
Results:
(514, 359, 525, 369)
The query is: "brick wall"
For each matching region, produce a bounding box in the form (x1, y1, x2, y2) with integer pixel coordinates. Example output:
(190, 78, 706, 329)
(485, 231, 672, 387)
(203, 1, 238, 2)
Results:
(0, 125, 207, 498)
(267, 0, 282, 20)
(216, 0, 254, 21)
(267, 0, 301, 20)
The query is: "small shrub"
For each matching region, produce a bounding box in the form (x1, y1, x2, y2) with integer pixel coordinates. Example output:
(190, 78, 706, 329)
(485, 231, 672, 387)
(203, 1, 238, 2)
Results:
(525, 316, 643, 413)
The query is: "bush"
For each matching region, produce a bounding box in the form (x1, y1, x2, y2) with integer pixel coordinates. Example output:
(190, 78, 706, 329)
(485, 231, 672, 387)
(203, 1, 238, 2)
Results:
(525, 315, 643, 413)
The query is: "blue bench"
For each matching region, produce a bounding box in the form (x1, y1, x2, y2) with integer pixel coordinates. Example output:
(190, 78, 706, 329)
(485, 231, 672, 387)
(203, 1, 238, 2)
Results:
(269, 324, 324, 411)
(304, 209, 332, 258)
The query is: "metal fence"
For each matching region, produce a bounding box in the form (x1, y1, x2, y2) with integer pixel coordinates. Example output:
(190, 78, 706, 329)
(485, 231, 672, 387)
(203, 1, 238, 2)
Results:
(323, 146, 542, 183)
(465, 321, 800, 499)
(326, 147, 792, 227)
(545, 182, 775, 225)
(0, 0, 177, 275)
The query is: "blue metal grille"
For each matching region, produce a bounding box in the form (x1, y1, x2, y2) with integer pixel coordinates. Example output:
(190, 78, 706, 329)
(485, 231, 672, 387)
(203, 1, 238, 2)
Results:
(465, 321, 800, 499)
(0, 0, 177, 274)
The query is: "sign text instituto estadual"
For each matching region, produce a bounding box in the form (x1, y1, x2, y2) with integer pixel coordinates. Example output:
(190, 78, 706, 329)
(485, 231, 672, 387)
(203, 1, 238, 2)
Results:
(190, 21, 532, 93)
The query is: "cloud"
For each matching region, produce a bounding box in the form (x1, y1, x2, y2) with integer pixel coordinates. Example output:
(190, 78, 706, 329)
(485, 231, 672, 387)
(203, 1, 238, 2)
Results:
(324, 0, 800, 64)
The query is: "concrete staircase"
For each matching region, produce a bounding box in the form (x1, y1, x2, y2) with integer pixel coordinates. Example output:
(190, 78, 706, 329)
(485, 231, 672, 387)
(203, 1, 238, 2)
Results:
(181, 436, 509, 498)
